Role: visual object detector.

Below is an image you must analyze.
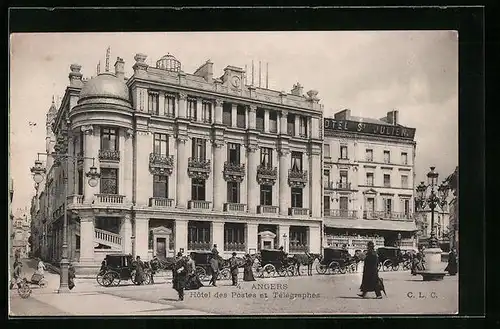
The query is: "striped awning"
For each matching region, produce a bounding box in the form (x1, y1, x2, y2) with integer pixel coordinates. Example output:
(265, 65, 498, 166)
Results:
(323, 217, 417, 232)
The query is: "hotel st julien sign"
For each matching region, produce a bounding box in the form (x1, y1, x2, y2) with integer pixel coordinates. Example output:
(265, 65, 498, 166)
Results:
(324, 119, 416, 140)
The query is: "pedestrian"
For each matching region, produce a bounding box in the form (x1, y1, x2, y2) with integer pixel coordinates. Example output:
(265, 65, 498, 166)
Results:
(211, 244, 219, 256)
(68, 263, 76, 290)
(209, 252, 219, 287)
(37, 258, 46, 276)
(230, 252, 239, 286)
(134, 256, 145, 285)
(10, 261, 23, 290)
(358, 241, 383, 299)
(172, 252, 187, 301)
(185, 253, 203, 290)
(243, 254, 256, 282)
(445, 248, 458, 276)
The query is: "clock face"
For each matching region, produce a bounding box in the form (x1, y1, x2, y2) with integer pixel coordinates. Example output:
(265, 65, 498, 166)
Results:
(231, 75, 241, 88)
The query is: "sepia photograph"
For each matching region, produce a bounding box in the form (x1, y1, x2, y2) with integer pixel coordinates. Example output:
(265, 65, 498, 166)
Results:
(9, 30, 459, 316)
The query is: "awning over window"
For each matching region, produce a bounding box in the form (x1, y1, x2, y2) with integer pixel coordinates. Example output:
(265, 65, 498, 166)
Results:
(323, 218, 417, 232)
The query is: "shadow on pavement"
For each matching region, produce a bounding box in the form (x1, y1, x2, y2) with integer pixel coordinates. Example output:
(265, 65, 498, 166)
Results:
(159, 298, 181, 302)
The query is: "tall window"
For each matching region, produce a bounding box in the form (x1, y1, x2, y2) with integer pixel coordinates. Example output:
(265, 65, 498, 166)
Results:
(153, 133, 169, 155)
(269, 111, 277, 133)
(383, 150, 391, 163)
(401, 175, 409, 188)
(223, 103, 232, 126)
(237, 107, 246, 128)
(260, 148, 272, 167)
(384, 198, 393, 214)
(79, 131, 84, 156)
(323, 169, 330, 186)
(403, 199, 410, 216)
(188, 222, 210, 246)
(228, 143, 240, 164)
(100, 168, 118, 194)
(256, 109, 265, 131)
(291, 188, 303, 208)
(340, 170, 348, 187)
(383, 174, 391, 187)
(148, 92, 159, 115)
(224, 223, 245, 250)
(299, 116, 308, 137)
(78, 169, 84, 195)
(287, 114, 295, 135)
(153, 175, 168, 198)
(401, 152, 408, 165)
(100, 127, 118, 151)
(366, 172, 374, 186)
(366, 149, 373, 161)
(191, 178, 206, 201)
(165, 95, 176, 117)
(323, 196, 330, 211)
(227, 182, 240, 203)
(340, 145, 348, 159)
(339, 196, 348, 213)
(260, 185, 273, 205)
(202, 101, 212, 123)
(291, 152, 303, 171)
(290, 227, 308, 250)
(192, 138, 206, 160)
(324, 144, 331, 158)
(187, 98, 197, 120)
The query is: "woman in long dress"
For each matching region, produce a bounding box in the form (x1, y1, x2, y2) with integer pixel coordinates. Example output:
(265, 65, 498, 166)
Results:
(445, 249, 457, 275)
(243, 254, 256, 281)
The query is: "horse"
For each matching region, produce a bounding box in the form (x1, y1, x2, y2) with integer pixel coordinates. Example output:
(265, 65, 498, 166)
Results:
(291, 252, 321, 276)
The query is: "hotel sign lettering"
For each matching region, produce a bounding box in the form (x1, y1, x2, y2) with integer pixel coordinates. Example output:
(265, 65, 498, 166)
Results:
(324, 119, 416, 140)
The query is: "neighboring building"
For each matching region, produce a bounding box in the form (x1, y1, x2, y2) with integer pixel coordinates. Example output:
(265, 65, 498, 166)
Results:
(322, 109, 418, 253)
(445, 166, 458, 251)
(33, 53, 324, 274)
(414, 203, 450, 251)
(9, 177, 14, 260)
(12, 208, 31, 259)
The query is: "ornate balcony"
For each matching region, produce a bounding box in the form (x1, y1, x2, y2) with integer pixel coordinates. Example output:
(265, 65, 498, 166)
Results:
(288, 169, 308, 188)
(149, 153, 174, 176)
(188, 242, 211, 251)
(289, 207, 310, 216)
(325, 209, 358, 219)
(223, 162, 246, 183)
(363, 211, 412, 221)
(257, 205, 279, 214)
(149, 197, 174, 208)
(224, 203, 247, 212)
(98, 149, 120, 162)
(187, 157, 211, 180)
(324, 181, 336, 190)
(336, 181, 352, 190)
(94, 194, 125, 204)
(188, 200, 211, 210)
(224, 242, 246, 252)
(257, 165, 278, 185)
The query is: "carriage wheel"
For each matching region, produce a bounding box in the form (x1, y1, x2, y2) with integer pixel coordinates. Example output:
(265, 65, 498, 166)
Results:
(218, 268, 231, 280)
(196, 266, 207, 281)
(377, 262, 382, 271)
(102, 271, 119, 287)
(17, 282, 32, 299)
(382, 260, 393, 272)
(348, 263, 357, 273)
(287, 265, 296, 276)
(143, 269, 152, 284)
(339, 265, 348, 274)
(262, 264, 276, 278)
(328, 261, 340, 274)
(96, 271, 106, 286)
(392, 263, 400, 271)
(403, 260, 411, 270)
(316, 263, 328, 275)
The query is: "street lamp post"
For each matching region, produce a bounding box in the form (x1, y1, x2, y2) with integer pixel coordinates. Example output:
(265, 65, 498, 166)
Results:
(30, 134, 100, 293)
(414, 166, 449, 281)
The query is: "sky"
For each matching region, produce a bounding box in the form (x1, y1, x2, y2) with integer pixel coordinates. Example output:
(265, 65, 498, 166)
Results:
(9, 31, 458, 213)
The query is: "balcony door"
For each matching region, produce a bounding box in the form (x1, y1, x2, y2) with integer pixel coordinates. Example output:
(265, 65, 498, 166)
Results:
(339, 196, 348, 217)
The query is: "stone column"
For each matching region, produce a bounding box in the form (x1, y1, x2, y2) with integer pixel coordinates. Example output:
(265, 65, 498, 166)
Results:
(79, 214, 95, 265)
(176, 136, 188, 208)
(214, 99, 223, 124)
(135, 131, 152, 205)
(310, 146, 322, 218)
(246, 145, 259, 213)
(245, 109, 249, 129)
(264, 109, 270, 133)
(121, 214, 133, 254)
(178, 93, 187, 119)
(175, 219, 188, 253)
(211, 221, 225, 252)
(278, 225, 290, 252)
(303, 152, 310, 211)
(82, 125, 98, 202)
(279, 149, 291, 215)
(212, 140, 225, 211)
(308, 225, 321, 254)
(248, 105, 257, 130)
(134, 215, 149, 260)
(280, 110, 288, 136)
(231, 104, 237, 127)
(246, 223, 258, 253)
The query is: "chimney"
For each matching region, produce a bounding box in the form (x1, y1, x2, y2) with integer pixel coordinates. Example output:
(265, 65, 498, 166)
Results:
(386, 110, 399, 125)
(334, 109, 351, 120)
(68, 64, 83, 87)
(114, 57, 125, 80)
(193, 60, 213, 82)
(291, 82, 303, 96)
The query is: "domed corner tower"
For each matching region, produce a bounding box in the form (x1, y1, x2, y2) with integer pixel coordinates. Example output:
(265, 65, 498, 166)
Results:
(156, 53, 182, 72)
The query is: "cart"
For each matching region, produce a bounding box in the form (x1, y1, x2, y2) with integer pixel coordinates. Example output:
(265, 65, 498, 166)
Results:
(377, 247, 405, 271)
(15, 272, 47, 299)
(254, 249, 295, 278)
(315, 248, 355, 275)
(98, 254, 152, 287)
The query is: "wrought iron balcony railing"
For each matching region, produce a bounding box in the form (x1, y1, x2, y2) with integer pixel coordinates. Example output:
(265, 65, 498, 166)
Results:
(324, 209, 357, 219)
(363, 211, 413, 220)
(187, 157, 211, 180)
(149, 153, 174, 176)
(288, 169, 308, 188)
(257, 165, 278, 185)
(98, 149, 120, 162)
(223, 162, 246, 182)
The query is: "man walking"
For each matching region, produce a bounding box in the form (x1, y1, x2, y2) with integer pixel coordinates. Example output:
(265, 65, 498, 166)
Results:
(230, 252, 239, 286)
(209, 252, 219, 287)
(358, 241, 383, 299)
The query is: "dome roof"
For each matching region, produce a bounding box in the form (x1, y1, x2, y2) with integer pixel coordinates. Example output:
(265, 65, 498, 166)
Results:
(79, 72, 130, 103)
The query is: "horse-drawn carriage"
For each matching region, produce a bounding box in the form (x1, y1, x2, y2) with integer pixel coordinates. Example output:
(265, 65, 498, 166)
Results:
(376, 247, 407, 271)
(97, 254, 152, 287)
(315, 248, 357, 275)
(253, 249, 296, 278)
(191, 251, 231, 281)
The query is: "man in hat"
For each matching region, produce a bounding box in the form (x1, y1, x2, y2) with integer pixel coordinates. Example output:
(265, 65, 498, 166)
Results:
(209, 251, 219, 287)
(358, 241, 383, 299)
(229, 252, 239, 286)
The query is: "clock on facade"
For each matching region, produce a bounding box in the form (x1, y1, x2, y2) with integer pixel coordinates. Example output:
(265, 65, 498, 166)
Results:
(231, 75, 241, 88)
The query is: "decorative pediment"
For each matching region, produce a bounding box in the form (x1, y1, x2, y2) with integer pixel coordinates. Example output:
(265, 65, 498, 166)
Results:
(150, 226, 172, 235)
(363, 188, 378, 195)
(258, 231, 276, 239)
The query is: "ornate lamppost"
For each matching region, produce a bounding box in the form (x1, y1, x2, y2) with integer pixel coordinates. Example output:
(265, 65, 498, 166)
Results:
(30, 124, 100, 293)
(414, 166, 449, 280)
